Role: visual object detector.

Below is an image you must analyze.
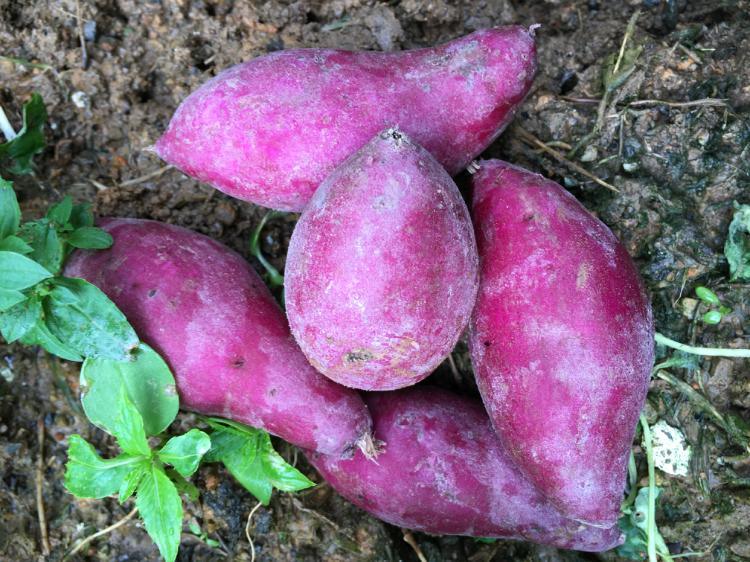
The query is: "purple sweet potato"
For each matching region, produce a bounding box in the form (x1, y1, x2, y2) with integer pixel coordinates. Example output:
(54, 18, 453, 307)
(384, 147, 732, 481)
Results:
(153, 26, 537, 211)
(308, 386, 623, 551)
(64, 218, 372, 456)
(285, 129, 479, 391)
(468, 160, 654, 526)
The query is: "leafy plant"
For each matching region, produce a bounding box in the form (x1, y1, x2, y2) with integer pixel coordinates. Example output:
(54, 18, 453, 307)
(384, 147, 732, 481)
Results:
(66, 350, 312, 560)
(724, 202, 750, 281)
(187, 521, 221, 549)
(693, 286, 731, 325)
(203, 417, 314, 505)
(0, 93, 47, 175)
(617, 418, 673, 562)
(0, 184, 134, 361)
(2, 93, 315, 562)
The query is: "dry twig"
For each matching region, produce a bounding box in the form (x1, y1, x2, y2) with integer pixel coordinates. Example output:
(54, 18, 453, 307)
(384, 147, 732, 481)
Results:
(75, 0, 88, 69)
(516, 128, 619, 193)
(403, 531, 428, 562)
(63, 507, 138, 560)
(119, 165, 174, 187)
(36, 417, 50, 556)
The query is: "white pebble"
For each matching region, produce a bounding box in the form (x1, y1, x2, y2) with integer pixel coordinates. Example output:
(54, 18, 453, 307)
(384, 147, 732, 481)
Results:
(71, 91, 90, 109)
(648, 420, 691, 476)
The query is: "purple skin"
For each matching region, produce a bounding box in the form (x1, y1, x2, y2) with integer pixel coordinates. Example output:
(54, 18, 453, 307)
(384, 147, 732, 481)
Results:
(468, 160, 654, 526)
(64, 218, 372, 456)
(153, 26, 537, 212)
(307, 386, 624, 551)
(285, 129, 479, 391)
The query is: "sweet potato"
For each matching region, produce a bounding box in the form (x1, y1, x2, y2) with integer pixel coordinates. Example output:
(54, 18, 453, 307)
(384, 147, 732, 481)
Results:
(468, 160, 654, 526)
(64, 218, 372, 456)
(285, 129, 479, 391)
(308, 386, 623, 551)
(153, 26, 537, 211)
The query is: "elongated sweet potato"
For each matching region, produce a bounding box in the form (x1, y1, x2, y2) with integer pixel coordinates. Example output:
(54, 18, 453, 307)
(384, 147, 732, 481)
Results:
(285, 129, 479, 391)
(468, 160, 654, 526)
(308, 386, 623, 551)
(64, 218, 372, 456)
(154, 26, 537, 211)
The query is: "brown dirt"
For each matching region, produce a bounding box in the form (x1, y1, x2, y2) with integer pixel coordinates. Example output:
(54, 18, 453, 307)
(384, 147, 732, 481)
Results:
(1, 0, 749, 561)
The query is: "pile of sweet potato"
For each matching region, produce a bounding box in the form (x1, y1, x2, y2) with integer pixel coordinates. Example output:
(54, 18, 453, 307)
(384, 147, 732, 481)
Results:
(67, 25, 654, 551)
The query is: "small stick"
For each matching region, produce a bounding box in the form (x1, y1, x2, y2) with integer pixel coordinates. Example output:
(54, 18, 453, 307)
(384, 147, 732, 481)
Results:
(245, 501, 263, 562)
(677, 43, 702, 65)
(559, 96, 727, 109)
(63, 507, 138, 560)
(36, 417, 50, 556)
(447, 353, 462, 386)
(75, 0, 88, 69)
(292, 498, 341, 532)
(119, 165, 173, 187)
(655, 332, 750, 358)
(403, 530, 427, 562)
(516, 129, 620, 193)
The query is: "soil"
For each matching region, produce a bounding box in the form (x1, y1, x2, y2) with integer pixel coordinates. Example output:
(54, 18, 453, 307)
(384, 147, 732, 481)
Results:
(1, 0, 749, 561)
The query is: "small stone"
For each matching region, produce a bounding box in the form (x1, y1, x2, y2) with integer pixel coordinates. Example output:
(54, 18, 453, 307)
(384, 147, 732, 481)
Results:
(71, 91, 90, 109)
(580, 145, 598, 162)
(214, 201, 237, 225)
(83, 20, 97, 42)
(623, 161, 639, 172)
(680, 297, 698, 319)
(649, 420, 691, 476)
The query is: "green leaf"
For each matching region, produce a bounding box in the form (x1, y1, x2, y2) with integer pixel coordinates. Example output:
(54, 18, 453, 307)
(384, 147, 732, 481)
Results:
(601, 46, 643, 93)
(18, 221, 64, 274)
(0, 250, 52, 290)
(258, 431, 315, 492)
(118, 460, 149, 504)
(0, 287, 25, 312)
(694, 286, 720, 306)
(64, 434, 144, 499)
(110, 385, 151, 456)
(0, 178, 20, 239)
(81, 343, 179, 436)
(632, 486, 660, 533)
(0, 93, 47, 175)
(158, 429, 211, 478)
(725, 202, 750, 281)
(46, 196, 73, 226)
(69, 203, 94, 228)
(44, 277, 139, 360)
(204, 419, 313, 504)
(0, 235, 33, 254)
(0, 296, 41, 342)
(19, 317, 84, 361)
(702, 310, 722, 325)
(67, 226, 113, 250)
(135, 463, 183, 562)
(166, 468, 199, 502)
(207, 428, 272, 504)
(616, 509, 647, 560)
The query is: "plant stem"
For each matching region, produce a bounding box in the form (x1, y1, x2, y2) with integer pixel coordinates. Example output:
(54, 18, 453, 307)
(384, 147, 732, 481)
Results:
(655, 332, 750, 358)
(640, 414, 658, 562)
(0, 104, 17, 141)
(249, 211, 285, 289)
